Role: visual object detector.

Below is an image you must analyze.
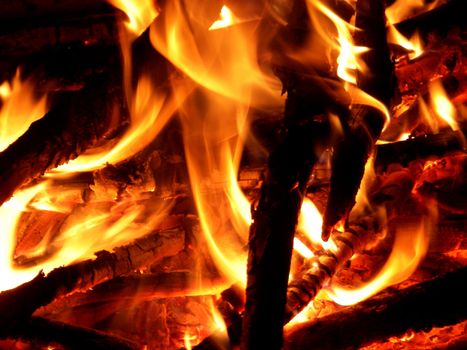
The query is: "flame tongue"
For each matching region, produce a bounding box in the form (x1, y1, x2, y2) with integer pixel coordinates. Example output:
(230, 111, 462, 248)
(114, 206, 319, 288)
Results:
(0, 70, 48, 152)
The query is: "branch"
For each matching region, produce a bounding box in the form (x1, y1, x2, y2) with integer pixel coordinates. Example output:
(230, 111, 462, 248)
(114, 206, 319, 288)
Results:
(285, 266, 467, 350)
(0, 228, 184, 333)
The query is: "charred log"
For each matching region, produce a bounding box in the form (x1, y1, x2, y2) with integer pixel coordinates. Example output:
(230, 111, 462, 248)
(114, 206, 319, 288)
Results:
(2, 316, 137, 350)
(0, 228, 184, 333)
(284, 266, 467, 350)
(395, 0, 465, 38)
(322, 0, 395, 240)
(0, 73, 125, 206)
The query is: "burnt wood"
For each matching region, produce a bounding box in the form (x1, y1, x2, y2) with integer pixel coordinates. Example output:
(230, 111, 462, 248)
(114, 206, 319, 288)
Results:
(322, 0, 395, 240)
(0, 73, 125, 206)
(285, 266, 467, 350)
(2, 316, 137, 350)
(0, 228, 184, 334)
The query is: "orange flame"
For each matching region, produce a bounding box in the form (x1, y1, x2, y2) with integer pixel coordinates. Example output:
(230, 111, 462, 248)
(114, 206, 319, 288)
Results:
(387, 22, 423, 60)
(0, 70, 47, 152)
(305, 0, 391, 129)
(149, 0, 281, 106)
(328, 215, 432, 305)
(0, 180, 171, 292)
(108, 0, 159, 37)
(429, 80, 459, 132)
(386, 0, 444, 24)
(209, 5, 239, 31)
(53, 75, 174, 173)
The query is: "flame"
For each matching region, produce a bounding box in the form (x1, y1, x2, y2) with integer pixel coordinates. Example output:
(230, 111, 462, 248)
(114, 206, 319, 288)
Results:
(0, 180, 171, 292)
(293, 238, 314, 259)
(429, 80, 459, 132)
(0, 70, 47, 152)
(108, 0, 159, 37)
(328, 216, 432, 305)
(307, 0, 368, 85)
(297, 197, 336, 252)
(305, 0, 390, 129)
(386, 0, 444, 24)
(387, 23, 423, 60)
(209, 5, 238, 31)
(54, 75, 173, 173)
(149, 0, 281, 106)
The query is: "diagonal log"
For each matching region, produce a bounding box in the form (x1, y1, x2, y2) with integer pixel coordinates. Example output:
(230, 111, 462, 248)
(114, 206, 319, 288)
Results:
(0, 72, 126, 206)
(1, 316, 138, 350)
(322, 0, 395, 240)
(0, 227, 184, 334)
(285, 266, 467, 350)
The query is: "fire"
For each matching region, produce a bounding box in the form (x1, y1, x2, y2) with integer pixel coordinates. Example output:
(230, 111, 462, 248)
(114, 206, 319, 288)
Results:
(328, 216, 432, 305)
(54, 75, 173, 173)
(386, 0, 444, 24)
(107, 0, 159, 37)
(149, 0, 281, 106)
(0, 179, 171, 292)
(297, 198, 336, 252)
(387, 23, 423, 60)
(304, 0, 390, 128)
(209, 5, 238, 31)
(0, 70, 48, 152)
(429, 80, 459, 132)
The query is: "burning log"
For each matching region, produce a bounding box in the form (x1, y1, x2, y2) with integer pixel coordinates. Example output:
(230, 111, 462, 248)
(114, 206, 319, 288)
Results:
(0, 228, 184, 333)
(240, 0, 346, 347)
(2, 316, 138, 350)
(322, 0, 394, 240)
(0, 73, 125, 205)
(284, 266, 467, 350)
(395, 0, 465, 37)
(241, 84, 333, 349)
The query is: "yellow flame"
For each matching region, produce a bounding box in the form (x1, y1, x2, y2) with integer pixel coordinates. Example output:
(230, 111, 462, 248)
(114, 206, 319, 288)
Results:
(328, 217, 431, 305)
(209, 5, 238, 31)
(0, 181, 171, 292)
(53, 76, 174, 173)
(305, 0, 390, 129)
(429, 80, 459, 131)
(0, 70, 47, 152)
(149, 0, 281, 107)
(108, 0, 159, 37)
(386, 0, 444, 24)
(293, 237, 315, 259)
(387, 22, 423, 60)
(308, 0, 368, 85)
(298, 197, 336, 252)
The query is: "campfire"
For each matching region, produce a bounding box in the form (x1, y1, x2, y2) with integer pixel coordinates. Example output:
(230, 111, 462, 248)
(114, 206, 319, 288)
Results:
(0, 0, 465, 349)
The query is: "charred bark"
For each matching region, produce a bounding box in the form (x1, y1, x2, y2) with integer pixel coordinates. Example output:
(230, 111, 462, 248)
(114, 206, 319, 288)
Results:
(0, 73, 125, 206)
(0, 228, 184, 333)
(2, 316, 137, 350)
(285, 266, 467, 350)
(322, 0, 395, 240)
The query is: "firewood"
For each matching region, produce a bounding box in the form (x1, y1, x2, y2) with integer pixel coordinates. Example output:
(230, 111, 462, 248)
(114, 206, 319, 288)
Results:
(2, 316, 138, 350)
(322, 0, 394, 240)
(0, 72, 126, 206)
(395, 0, 465, 37)
(39, 271, 227, 312)
(0, 228, 184, 333)
(240, 0, 351, 347)
(375, 128, 467, 169)
(284, 266, 467, 350)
